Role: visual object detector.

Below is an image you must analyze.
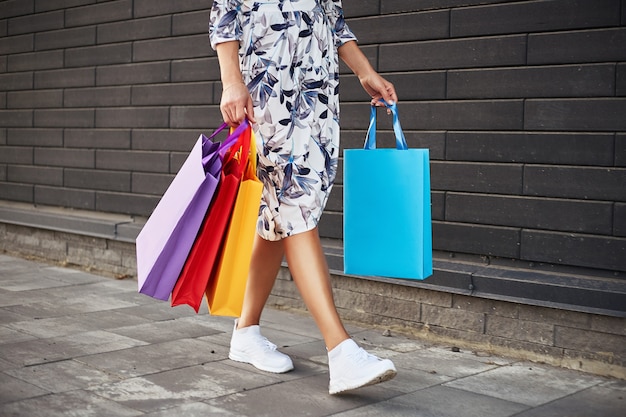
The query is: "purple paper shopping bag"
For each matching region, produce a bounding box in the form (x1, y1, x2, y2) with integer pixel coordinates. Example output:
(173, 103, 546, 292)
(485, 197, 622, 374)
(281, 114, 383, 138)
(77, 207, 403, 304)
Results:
(136, 122, 248, 300)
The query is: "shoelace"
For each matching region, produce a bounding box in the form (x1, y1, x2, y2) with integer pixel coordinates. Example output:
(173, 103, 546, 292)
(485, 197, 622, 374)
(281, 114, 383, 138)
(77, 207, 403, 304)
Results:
(254, 336, 278, 352)
(347, 346, 381, 365)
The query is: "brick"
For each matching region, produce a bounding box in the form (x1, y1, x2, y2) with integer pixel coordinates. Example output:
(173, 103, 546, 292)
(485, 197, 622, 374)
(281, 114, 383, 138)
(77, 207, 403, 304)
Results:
(318, 211, 342, 239)
(131, 82, 212, 105)
(64, 86, 131, 107)
(8, 10, 64, 35)
(615, 204, 626, 237)
(616, 134, 626, 167)
(133, 34, 211, 62)
(131, 172, 174, 195)
(341, 100, 524, 131)
(445, 193, 614, 235)
(134, 0, 208, 18)
(0, 34, 34, 55)
(525, 98, 626, 132)
(96, 149, 169, 173)
(381, 0, 507, 13)
(7, 165, 63, 186)
(452, 294, 519, 319)
(97, 15, 171, 44)
(96, 61, 170, 86)
(379, 35, 526, 72)
(34, 109, 94, 128)
(0, 110, 33, 127)
(431, 161, 523, 194)
(34, 0, 95, 13)
(590, 315, 626, 336)
(335, 288, 420, 321)
(0, 182, 34, 203)
(528, 28, 626, 65)
(0, 0, 34, 18)
(7, 128, 63, 147)
(95, 107, 169, 128)
(555, 326, 626, 357)
(0, 72, 33, 91)
(0, 56, 6, 72)
(448, 64, 615, 99)
(521, 230, 626, 272)
(422, 304, 485, 333)
(344, 0, 379, 17)
(618, 63, 626, 96)
(451, 0, 620, 37)
(348, 10, 449, 44)
(433, 221, 521, 258)
(0, 146, 33, 164)
(35, 67, 95, 89)
(431, 191, 444, 220)
(517, 305, 591, 330)
(7, 90, 63, 109)
(446, 132, 615, 167)
(65, 129, 130, 149)
(8, 50, 64, 72)
(65, 43, 132, 68)
(524, 166, 626, 202)
(172, 58, 220, 82)
(34, 27, 95, 51)
(64, 168, 130, 192)
(131, 129, 198, 152)
(485, 315, 553, 345)
(0, 166, 6, 181)
(95, 191, 158, 216)
(34, 147, 94, 168)
(340, 45, 377, 74)
(65, 0, 132, 27)
(172, 10, 210, 36)
(35, 185, 95, 210)
(170, 105, 222, 129)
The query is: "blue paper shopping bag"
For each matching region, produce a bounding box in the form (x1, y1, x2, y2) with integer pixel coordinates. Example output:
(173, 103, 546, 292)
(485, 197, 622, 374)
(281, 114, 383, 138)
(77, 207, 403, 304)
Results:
(343, 102, 432, 279)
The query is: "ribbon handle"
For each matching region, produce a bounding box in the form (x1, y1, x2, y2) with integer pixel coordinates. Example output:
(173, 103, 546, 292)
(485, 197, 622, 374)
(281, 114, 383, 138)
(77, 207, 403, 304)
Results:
(364, 100, 408, 150)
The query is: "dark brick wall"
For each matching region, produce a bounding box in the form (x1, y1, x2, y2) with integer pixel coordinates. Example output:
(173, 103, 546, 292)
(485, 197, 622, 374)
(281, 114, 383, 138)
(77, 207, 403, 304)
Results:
(1, 0, 625, 273)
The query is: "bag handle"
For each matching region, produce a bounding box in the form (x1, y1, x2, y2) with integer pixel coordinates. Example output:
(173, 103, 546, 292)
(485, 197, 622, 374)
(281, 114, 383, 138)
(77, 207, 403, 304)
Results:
(364, 100, 408, 150)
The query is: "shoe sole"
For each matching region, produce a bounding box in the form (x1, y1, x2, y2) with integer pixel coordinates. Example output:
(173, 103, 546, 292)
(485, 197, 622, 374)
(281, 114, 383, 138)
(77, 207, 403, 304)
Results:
(329, 367, 397, 395)
(229, 351, 294, 374)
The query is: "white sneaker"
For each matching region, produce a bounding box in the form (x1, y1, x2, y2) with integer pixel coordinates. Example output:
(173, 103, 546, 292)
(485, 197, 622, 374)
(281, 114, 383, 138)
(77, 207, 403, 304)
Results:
(229, 320, 294, 373)
(328, 339, 397, 395)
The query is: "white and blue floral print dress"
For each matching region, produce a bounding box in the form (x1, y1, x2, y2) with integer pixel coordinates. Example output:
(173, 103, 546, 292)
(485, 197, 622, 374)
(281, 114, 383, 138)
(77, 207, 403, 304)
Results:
(209, 0, 356, 241)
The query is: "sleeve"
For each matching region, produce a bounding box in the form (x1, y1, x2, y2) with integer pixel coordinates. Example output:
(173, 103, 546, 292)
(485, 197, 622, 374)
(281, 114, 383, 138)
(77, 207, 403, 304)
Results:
(322, 0, 357, 47)
(208, 0, 244, 51)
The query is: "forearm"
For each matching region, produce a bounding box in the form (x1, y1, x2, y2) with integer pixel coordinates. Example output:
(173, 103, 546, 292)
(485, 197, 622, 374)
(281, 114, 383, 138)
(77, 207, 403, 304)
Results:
(215, 41, 244, 87)
(338, 40, 376, 80)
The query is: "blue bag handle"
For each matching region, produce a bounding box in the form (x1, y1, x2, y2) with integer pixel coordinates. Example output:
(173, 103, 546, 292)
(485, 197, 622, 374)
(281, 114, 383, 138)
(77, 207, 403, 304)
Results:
(364, 100, 408, 150)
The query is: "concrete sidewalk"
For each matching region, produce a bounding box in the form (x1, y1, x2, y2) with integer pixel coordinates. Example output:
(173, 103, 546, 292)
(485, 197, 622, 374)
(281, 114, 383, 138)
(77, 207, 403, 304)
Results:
(0, 254, 623, 417)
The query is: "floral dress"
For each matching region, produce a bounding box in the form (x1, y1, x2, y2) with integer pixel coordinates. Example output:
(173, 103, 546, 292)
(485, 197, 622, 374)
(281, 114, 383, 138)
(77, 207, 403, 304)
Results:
(209, 0, 356, 241)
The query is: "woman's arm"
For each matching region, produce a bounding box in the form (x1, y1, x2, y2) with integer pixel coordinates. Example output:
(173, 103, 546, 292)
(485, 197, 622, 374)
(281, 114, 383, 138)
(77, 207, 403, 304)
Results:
(338, 40, 397, 105)
(215, 41, 255, 126)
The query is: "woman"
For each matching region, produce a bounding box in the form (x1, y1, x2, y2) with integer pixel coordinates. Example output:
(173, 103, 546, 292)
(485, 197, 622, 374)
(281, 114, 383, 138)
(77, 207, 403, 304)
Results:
(210, 0, 398, 394)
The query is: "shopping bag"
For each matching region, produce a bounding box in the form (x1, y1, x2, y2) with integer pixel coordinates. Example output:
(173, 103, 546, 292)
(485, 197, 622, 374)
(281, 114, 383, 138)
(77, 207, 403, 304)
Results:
(171, 123, 253, 312)
(136, 122, 247, 300)
(205, 129, 263, 317)
(343, 102, 433, 279)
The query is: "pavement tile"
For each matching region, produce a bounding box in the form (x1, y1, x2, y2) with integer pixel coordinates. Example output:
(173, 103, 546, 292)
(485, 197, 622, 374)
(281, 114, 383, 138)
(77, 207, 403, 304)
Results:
(0, 390, 143, 417)
(110, 317, 224, 344)
(332, 385, 529, 417)
(207, 372, 403, 417)
(511, 379, 625, 417)
(0, 330, 148, 366)
(0, 372, 49, 404)
(4, 359, 123, 393)
(143, 401, 238, 416)
(443, 361, 605, 407)
(77, 338, 228, 378)
(0, 325, 38, 344)
(87, 362, 280, 414)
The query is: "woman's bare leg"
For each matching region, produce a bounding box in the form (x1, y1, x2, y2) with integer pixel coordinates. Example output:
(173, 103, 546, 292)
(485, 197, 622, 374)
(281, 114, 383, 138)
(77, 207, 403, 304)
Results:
(283, 228, 350, 350)
(237, 234, 285, 329)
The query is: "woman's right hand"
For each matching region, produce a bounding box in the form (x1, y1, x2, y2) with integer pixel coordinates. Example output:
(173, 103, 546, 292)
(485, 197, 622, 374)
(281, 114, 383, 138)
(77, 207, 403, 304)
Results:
(220, 82, 256, 127)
